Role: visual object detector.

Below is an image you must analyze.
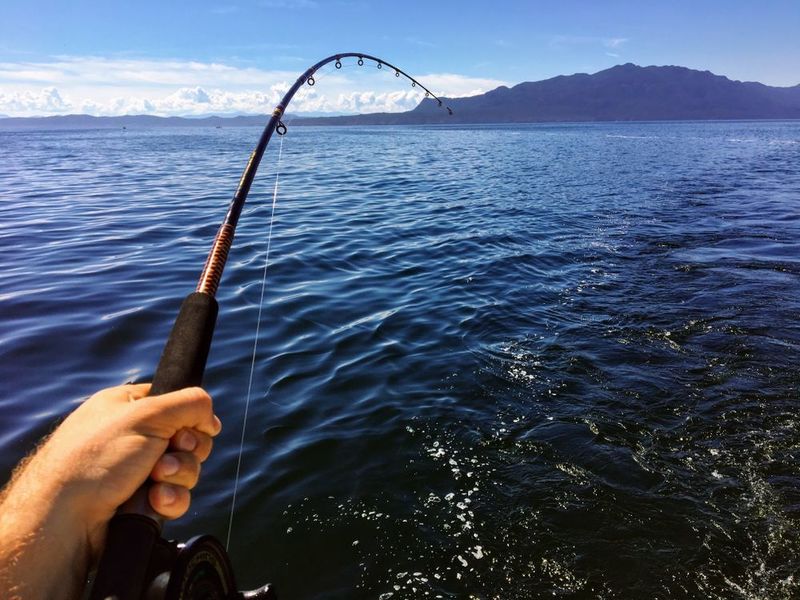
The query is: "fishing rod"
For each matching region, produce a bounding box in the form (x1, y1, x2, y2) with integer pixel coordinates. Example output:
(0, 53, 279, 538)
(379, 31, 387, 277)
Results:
(89, 53, 451, 600)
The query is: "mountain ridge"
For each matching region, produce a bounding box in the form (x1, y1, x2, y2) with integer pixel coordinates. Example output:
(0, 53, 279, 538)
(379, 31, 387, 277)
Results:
(295, 63, 800, 125)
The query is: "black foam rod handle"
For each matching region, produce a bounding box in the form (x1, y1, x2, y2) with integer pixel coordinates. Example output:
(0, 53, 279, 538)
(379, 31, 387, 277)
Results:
(88, 292, 219, 600)
(120, 290, 220, 521)
(150, 291, 220, 395)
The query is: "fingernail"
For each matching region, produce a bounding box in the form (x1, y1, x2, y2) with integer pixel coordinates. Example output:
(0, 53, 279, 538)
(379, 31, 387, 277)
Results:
(160, 485, 177, 505)
(177, 430, 197, 451)
(213, 415, 222, 433)
(161, 454, 180, 476)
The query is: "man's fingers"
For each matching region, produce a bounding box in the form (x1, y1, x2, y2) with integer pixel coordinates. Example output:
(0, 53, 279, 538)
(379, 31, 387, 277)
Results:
(170, 429, 214, 462)
(148, 483, 190, 520)
(135, 387, 221, 438)
(150, 452, 201, 489)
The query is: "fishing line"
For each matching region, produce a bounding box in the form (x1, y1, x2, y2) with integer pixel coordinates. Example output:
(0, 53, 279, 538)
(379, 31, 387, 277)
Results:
(225, 64, 339, 549)
(225, 132, 285, 551)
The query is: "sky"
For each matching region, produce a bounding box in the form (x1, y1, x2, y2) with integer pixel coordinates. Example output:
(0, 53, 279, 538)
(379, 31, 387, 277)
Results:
(0, 0, 798, 117)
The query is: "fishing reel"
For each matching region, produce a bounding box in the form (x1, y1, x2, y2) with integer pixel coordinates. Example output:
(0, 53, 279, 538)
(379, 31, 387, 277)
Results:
(90, 511, 277, 600)
(142, 534, 276, 600)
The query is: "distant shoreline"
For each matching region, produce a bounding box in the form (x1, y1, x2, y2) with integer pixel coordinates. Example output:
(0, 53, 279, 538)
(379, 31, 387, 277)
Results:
(1, 115, 799, 131)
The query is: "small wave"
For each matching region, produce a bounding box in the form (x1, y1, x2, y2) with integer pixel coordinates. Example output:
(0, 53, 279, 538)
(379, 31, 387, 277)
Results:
(606, 134, 659, 139)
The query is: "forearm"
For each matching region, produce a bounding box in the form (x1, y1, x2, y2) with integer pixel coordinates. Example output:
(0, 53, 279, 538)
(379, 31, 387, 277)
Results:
(0, 449, 90, 599)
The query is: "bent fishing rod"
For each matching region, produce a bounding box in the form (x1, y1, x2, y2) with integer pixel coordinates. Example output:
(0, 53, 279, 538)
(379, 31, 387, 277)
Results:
(89, 53, 451, 600)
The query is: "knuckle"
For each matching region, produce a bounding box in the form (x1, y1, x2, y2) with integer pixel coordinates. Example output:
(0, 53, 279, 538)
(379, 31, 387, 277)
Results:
(186, 388, 213, 415)
(189, 386, 212, 402)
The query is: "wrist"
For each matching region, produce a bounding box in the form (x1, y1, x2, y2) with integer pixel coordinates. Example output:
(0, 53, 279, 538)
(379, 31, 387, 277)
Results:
(0, 448, 91, 598)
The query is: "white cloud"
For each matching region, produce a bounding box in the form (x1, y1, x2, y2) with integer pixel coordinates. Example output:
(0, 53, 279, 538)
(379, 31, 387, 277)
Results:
(0, 56, 507, 117)
(405, 37, 435, 48)
(0, 56, 296, 88)
(603, 38, 628, 49)
(0, 87, 70, 114)
(549, 35, 630, 50)
(258, 0, 318, 8)
(421, 73, 506, 98)
(210, 5, 239, 14)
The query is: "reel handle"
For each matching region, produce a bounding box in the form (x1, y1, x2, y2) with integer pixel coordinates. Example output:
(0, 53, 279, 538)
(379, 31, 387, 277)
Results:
(89, 292, 219, 600)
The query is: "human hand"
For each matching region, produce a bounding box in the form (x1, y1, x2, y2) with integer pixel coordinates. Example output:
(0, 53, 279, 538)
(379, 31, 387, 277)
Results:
(39, 384, 222, 550)
(0, 383, 221, 599)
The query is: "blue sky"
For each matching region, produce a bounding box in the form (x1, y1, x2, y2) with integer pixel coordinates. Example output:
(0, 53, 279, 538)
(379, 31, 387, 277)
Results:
(1, 0, 798, 117)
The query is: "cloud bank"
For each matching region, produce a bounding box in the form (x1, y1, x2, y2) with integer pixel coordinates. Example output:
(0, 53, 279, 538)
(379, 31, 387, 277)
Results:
(0, 56, 507, 117)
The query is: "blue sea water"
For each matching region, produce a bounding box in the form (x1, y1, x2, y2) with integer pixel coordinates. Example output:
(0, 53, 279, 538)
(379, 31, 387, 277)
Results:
(1, 121, 799, 598)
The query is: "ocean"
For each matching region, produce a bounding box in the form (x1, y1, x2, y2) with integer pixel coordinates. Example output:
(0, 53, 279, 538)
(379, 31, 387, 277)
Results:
(1, 121, 799, 598)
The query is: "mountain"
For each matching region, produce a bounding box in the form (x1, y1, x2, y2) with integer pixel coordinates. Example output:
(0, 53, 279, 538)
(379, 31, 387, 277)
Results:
(2, 64, 799, 129)
(295, 64, 800, 125)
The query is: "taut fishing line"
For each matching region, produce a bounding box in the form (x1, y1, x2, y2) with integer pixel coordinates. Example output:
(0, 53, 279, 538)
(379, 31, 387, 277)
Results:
(225, 64, 337, 550)
(226, 132, 285, 551)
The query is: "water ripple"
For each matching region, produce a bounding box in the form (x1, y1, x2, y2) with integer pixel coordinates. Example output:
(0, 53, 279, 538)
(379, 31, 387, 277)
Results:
(1, 122, 799, 598)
